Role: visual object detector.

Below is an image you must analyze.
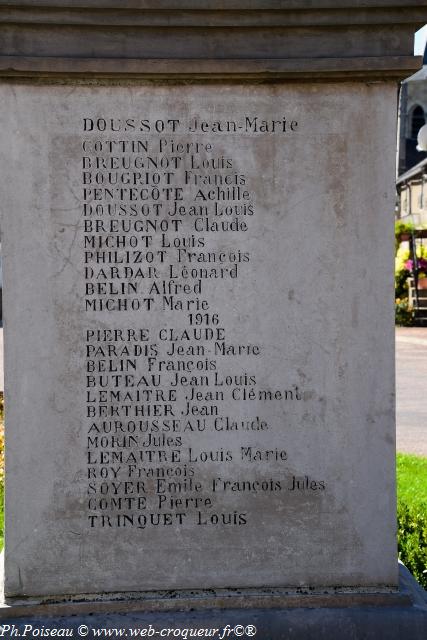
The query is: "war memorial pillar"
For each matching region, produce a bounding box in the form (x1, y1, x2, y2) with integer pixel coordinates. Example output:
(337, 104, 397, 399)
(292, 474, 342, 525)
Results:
(0, 2, 427, 636)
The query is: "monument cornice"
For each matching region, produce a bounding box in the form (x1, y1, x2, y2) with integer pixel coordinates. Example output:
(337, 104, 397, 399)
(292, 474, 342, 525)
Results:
(0, 0, 424, 80)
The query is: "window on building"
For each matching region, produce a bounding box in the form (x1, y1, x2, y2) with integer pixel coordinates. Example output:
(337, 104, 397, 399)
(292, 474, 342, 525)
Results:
(411, 106, 425, 139)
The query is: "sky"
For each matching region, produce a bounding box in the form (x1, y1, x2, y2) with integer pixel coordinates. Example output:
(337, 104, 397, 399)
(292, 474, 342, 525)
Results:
(415, 25, 427, 56)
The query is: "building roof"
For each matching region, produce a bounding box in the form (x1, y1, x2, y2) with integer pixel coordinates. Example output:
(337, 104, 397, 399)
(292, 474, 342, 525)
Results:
(403, 42, 427, 83)
(405, 66, 427, 82)
(397, 156, 427, 186)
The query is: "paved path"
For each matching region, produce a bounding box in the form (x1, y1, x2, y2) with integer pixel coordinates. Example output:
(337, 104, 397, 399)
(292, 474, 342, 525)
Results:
(396, 327, 427, 456)
(0, 328, 2, 392)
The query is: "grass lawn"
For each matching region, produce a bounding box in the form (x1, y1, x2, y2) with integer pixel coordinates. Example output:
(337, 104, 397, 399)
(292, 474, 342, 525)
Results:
(397, 453, 427, 589)
(397, 453, 427, 504)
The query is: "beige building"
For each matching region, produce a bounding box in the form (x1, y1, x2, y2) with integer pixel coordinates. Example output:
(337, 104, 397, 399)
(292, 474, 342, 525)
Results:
(396, 40, 427, 226)
(396, 48, 427, 325)
(396, 157, 427, 226)
(396, 158, 427, 325)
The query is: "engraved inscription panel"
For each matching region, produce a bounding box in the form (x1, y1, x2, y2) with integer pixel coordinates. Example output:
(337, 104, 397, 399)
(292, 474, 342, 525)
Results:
(80, 113, 306, 536)
(1, 84, 397, 596)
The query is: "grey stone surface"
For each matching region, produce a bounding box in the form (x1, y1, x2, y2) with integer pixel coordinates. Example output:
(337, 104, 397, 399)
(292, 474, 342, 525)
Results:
(1, 566, 427, 640)
(0, 1, 424, 81)
(0, 82, 398, 598)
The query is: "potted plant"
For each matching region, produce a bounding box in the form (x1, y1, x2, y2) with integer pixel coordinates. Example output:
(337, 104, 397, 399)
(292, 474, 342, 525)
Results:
(395, 220, 415, 253)
(405, 257, 427, 289)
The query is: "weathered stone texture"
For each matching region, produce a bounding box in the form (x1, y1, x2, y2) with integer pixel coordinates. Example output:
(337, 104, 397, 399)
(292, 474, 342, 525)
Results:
(1, 82, 397, 598)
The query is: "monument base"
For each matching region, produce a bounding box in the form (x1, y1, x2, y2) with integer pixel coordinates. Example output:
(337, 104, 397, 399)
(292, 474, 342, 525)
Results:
(1, 564, 427, 639)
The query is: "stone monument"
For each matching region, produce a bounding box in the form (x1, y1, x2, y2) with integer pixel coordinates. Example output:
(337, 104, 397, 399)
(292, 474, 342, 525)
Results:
(0, 1, 427, 635)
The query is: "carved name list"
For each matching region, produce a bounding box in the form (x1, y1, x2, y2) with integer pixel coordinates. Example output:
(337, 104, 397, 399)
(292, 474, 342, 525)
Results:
(80, 114, 324, 533)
